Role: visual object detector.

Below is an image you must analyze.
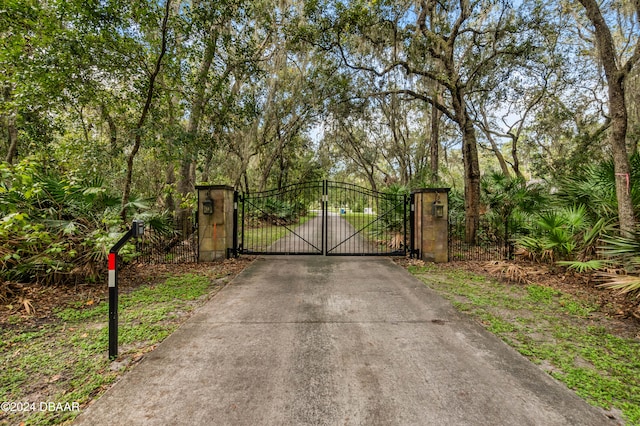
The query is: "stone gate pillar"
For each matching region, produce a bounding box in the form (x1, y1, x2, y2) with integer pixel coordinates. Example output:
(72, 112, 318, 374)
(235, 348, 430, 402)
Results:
(196, 185, 236, 262)
(412, 188, 450, 262)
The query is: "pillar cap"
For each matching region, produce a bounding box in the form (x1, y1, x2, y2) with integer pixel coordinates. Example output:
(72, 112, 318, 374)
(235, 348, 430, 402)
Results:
(411, 187, 450, 194)
(195, 184, 235, 191)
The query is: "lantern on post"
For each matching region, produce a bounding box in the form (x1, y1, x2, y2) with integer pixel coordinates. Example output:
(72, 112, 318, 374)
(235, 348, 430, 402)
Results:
(202, 192, 214, 215)
(432, 192, 444, 218)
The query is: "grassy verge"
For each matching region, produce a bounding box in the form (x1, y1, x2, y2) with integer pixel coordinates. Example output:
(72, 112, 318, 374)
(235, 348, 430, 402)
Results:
(0, 262, 247, 425)
(406, 263, 640, 425)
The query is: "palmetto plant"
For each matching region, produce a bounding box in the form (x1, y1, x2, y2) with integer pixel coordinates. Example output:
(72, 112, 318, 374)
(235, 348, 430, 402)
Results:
(481, 172, 547, 241)
(516, 205, 614, 264)
(0, 157, 155, 287)
(482, 173, 546, 219)
(596, 232, 640, 297)
(541, 155, 640, 292)
(556, 153, 640, 223)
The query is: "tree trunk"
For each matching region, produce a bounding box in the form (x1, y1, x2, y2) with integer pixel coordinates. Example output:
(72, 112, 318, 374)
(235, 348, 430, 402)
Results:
(201, 148, 214, 183)
(429, 104, 440, 184)
(177, 27, 218, 234)
(5, 115, 18, 164)
(627, 74, 639, 156)
(510, 135, 524, 179)
(452, 88, 481, 244)
(461, 116, 481, 244)
(578, 0, 638, 235)
(101, 103, 118, 155)
(610, 81, 636, 235)
(484, 129, 511, 178)
(120, 0, 171, 222)
(165, 164, 176, 212)
(176, 158, 194, 235)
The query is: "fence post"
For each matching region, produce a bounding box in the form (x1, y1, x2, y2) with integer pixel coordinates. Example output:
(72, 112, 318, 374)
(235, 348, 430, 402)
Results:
(409, 193, 416, 258)
(411, 188, 450, 262)
(232, 191, 239, 257)
(403, 193, 408, 256)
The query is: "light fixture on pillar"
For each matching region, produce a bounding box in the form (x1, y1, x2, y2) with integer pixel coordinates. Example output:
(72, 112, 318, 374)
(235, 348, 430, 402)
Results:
(202, 191, 214, 215)
(432, 192, 444, 218)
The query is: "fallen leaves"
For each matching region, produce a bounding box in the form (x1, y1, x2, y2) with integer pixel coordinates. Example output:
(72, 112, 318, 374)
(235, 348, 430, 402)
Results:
(19, 297, 35, 315)
(484, 261, 546, 284)
(0, 257, 255, 328)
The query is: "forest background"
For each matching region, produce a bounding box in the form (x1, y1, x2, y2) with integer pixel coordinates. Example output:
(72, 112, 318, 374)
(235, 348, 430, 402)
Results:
(1, 0, 640, 293)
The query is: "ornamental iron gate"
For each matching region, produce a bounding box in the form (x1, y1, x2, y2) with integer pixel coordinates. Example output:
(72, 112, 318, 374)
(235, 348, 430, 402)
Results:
(237, 181, 409, 256)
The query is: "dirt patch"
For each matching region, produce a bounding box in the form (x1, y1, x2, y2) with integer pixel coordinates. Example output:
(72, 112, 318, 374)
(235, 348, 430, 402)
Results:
(0, 257, 255, 328)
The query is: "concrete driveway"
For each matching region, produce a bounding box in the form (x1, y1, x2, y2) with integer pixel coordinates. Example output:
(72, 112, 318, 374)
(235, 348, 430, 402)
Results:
(74, 256, 612, 425)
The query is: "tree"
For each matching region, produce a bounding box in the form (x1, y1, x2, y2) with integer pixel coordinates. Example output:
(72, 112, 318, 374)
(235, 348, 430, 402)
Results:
(120, 0, 172, 221)
(0, 0, 59, 164)
(574, 0, 640, 235)
(324, 109, 382, 191)
(305, 0, 538, 243)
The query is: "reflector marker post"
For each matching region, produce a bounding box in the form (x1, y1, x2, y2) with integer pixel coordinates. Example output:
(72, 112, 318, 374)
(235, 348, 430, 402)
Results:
(108, 220, 145, 360)
(108, 253, 116, 288)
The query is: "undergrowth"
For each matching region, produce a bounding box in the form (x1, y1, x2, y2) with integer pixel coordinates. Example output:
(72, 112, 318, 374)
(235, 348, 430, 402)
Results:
(407, 264, 640, 425)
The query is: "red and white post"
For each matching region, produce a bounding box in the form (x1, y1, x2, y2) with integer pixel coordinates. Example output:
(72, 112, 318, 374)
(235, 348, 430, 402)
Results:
(108, 253, 116, 288)
(108, 252, 118, 359)
(108, 220, 145, 360)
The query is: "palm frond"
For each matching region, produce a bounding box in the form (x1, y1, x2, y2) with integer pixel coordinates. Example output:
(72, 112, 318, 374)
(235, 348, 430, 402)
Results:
(600, 233, 640, 258)
(597, 274, 640, 297)
(556, 259, 610, 273)
(561, 205, 587, 230)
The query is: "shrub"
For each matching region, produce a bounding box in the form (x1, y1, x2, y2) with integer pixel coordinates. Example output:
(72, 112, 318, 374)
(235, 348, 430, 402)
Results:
(515, 206, 613, 263)
(0, 157, 151, 286)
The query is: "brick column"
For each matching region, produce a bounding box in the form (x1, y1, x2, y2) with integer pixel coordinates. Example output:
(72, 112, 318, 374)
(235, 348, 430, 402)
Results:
(196, 185, 236, 262)
(412, 188, 450, 262)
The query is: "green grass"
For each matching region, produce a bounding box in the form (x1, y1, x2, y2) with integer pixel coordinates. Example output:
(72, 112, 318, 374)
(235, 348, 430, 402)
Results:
(407, 264, 640, 425)
(0, 271, 232, 425)
(342, 212, 376, 229)
(342, 213, 393, 250)
(342, 212, 391, 237)
(241, 214, 315, 251)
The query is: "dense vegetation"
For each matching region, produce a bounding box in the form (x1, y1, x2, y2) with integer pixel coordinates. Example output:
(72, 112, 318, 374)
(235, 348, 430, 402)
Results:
(1, 1, 640, 295)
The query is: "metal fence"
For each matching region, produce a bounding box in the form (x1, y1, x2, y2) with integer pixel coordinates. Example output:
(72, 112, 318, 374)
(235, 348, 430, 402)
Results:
(132, 211, 530, 263)
(448, 216, 531, 262)
(135, 218, 198, 264)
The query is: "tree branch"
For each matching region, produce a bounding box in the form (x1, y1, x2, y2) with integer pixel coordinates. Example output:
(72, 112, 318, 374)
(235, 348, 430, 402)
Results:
(120, 0, 171, 221)
(366, 89, 456, 122)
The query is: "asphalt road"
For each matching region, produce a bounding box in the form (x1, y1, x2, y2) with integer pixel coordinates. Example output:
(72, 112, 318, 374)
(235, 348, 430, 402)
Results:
(74, 256, 612, 425)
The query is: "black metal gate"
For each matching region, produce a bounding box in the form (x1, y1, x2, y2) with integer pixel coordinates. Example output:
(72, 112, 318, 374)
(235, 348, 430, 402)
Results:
(237, 181, 409, 256)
